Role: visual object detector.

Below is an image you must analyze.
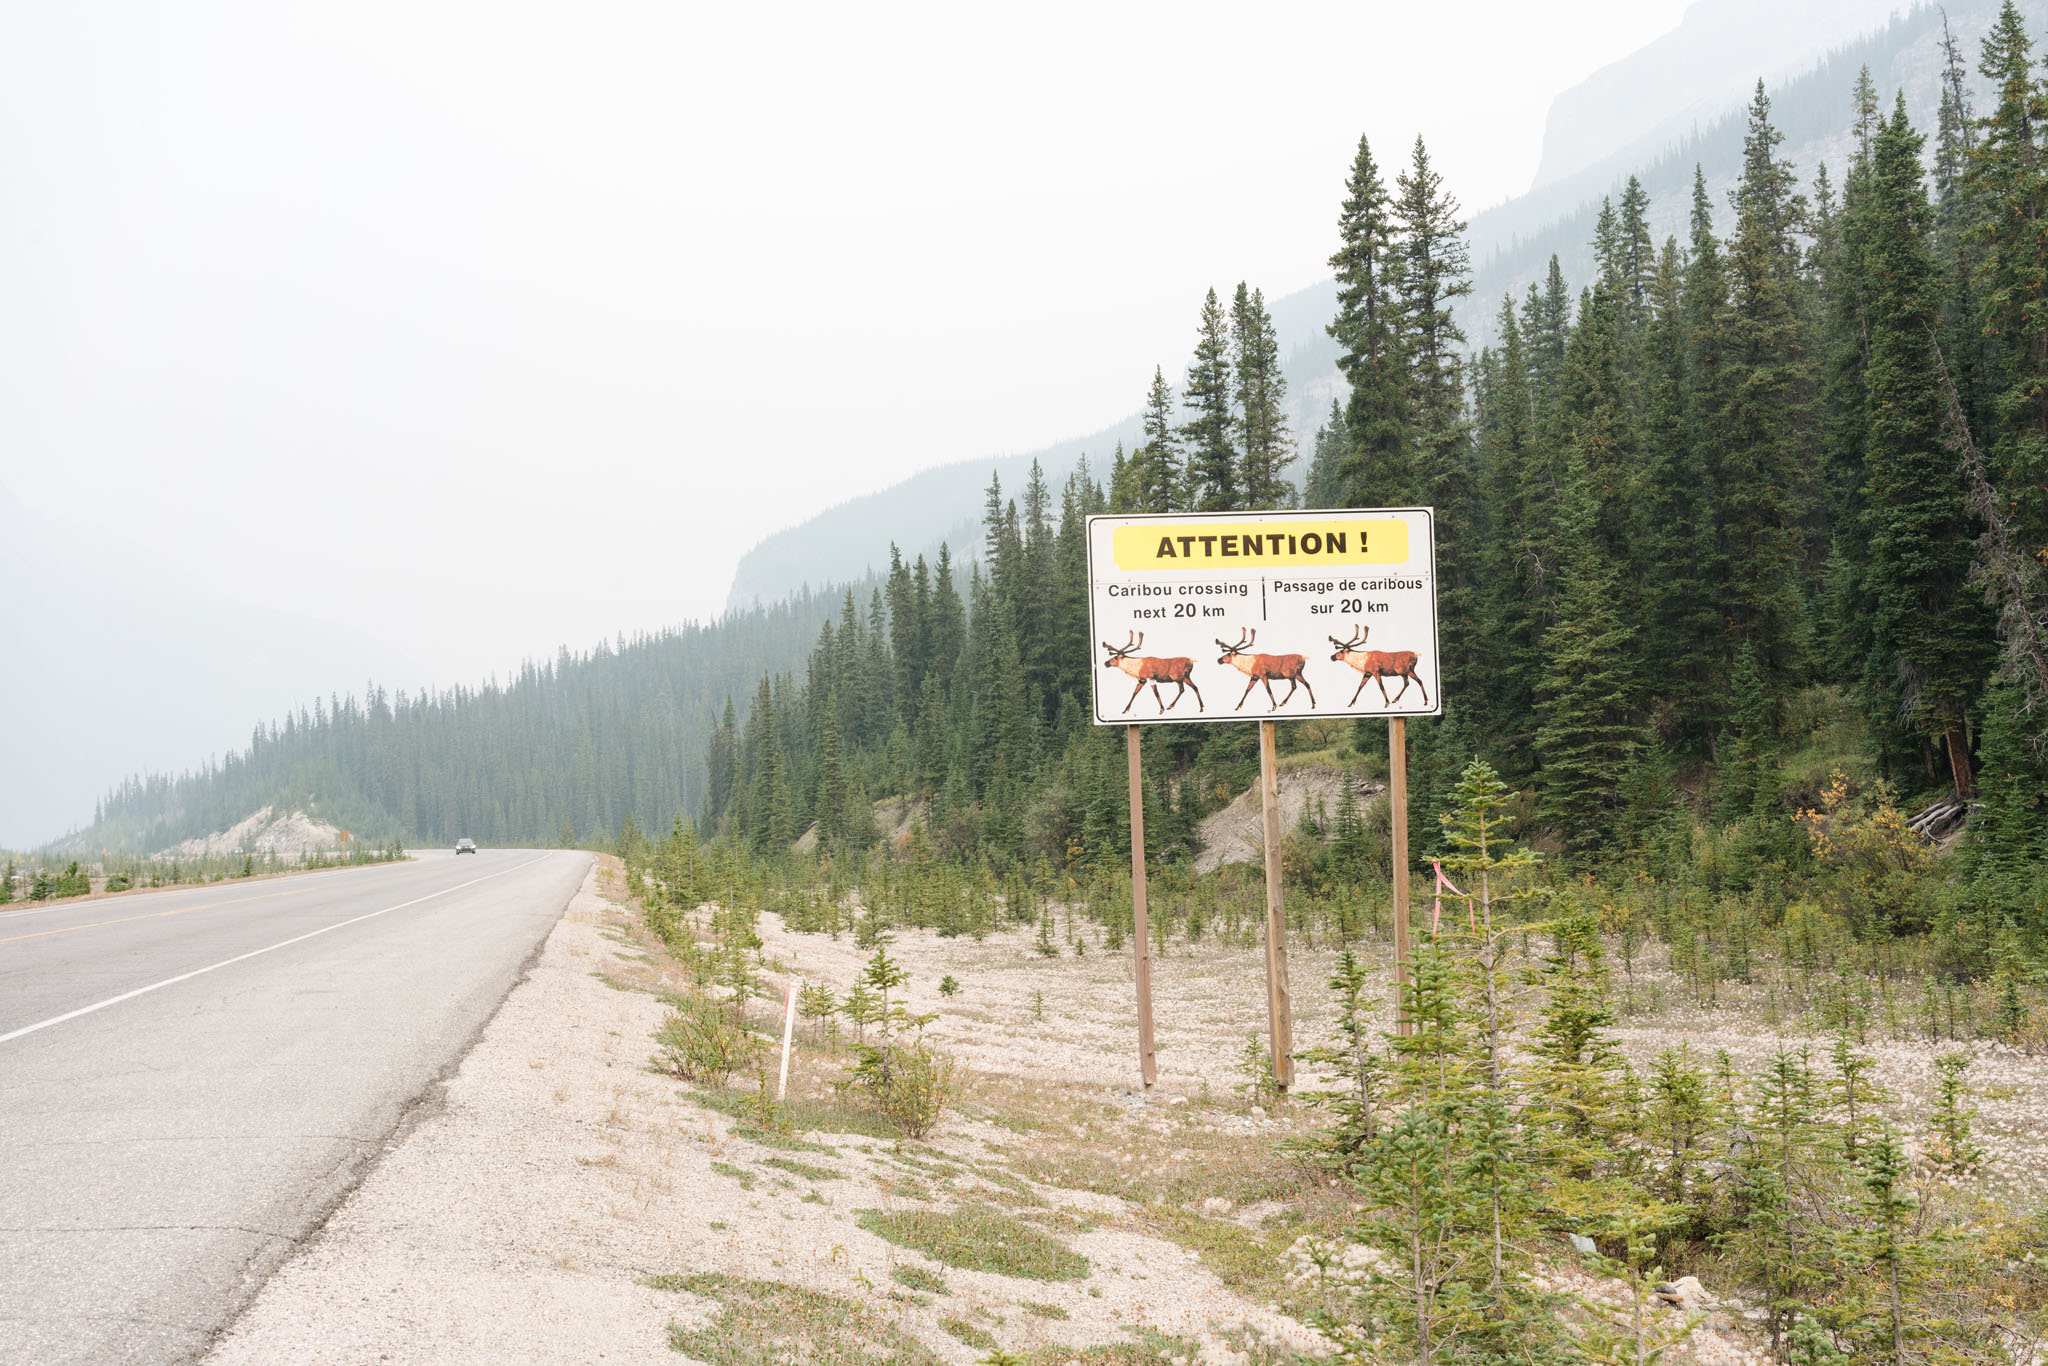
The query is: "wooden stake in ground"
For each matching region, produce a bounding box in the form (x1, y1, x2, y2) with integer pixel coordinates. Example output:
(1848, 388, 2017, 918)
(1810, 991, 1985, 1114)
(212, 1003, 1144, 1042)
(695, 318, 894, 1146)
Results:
(777, 978, 799, 1100)
(1389, 716, 1412, 1036)
(1126, 725, 1157, 1089)
(1258, 720, 1295, 1090)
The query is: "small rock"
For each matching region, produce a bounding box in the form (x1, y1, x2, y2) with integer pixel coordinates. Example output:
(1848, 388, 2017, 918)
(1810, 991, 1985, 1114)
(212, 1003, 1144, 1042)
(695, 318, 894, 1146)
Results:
(1568, 1233, 1597, 1255)
(1249, 1106, 1266, 1120)
(1652, 1275, 1714, 1312)
(1202, 1196, 1234, 1216)
(1167, 1095, 1189, 1106)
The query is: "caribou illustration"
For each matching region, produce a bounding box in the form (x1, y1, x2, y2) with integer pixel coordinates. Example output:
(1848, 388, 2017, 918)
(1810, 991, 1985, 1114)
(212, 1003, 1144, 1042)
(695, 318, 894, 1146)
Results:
(1329, 623, 1430, 707)
(1216, 628, 1316, 711)
(1101, 631, 1204, 714)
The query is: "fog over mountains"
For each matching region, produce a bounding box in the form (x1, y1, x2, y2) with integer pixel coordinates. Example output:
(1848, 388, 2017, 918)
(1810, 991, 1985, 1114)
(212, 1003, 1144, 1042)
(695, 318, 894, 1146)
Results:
(725, 0, 2027, 611)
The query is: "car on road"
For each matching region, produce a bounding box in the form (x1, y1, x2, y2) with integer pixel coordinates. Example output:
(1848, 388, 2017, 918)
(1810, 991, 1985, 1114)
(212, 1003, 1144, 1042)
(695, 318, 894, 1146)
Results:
(455, 838, 477, 854)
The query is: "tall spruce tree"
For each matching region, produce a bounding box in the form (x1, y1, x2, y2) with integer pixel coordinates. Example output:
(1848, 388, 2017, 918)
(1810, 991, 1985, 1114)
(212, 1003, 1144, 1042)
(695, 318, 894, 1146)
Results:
(1231, 283, 1294, 508)
(1721, 82, 1816, 694)
(1328, 133, 1413, 504)
(1858, 98, 1990, 796)
(1971, 2, 2048, 564)
(1182, 288, 1238, 510)
(1138, 366, 1183, 512)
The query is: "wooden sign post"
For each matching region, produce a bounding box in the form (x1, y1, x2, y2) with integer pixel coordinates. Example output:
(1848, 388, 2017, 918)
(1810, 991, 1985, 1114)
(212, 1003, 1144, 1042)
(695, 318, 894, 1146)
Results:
(1126, 725, 1158, 1089)
(1389, 717, 1412, 1036)
(1084, 507, 1440, 1089)
(1258, 720, 1294, 1089)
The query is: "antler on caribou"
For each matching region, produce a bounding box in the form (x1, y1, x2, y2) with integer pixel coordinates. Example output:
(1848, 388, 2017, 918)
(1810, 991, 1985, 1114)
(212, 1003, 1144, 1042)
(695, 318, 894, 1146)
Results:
(1102, 630, 1144, 660)
(1328, 623, 1369, 650)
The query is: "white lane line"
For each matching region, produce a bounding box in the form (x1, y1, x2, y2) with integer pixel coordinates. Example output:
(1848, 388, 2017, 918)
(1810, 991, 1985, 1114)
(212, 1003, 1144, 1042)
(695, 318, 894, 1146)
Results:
(0, 854, 561, 1046)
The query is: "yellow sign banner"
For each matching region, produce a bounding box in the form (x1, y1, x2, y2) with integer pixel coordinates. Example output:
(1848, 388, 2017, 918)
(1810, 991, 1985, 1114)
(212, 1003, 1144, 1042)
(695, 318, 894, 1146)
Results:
(1111, 518, 1408, 571)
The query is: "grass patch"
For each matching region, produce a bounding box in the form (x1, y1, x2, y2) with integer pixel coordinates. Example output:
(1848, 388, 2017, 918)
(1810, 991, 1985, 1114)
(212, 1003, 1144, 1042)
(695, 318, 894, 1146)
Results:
(876, 1174, 936, 1202)
(1019, 1207, 1101, 1235)
(709, 1161, 756, 1190)
(734, 1125, 838, 1154)
(646, 1273, 942, 1365)
(941, 1318, 998, 1350)
(1021, 1300, 1069, 1320)
(890, 1263, 948, 1295)
(858, 1204, 1089, 1282)
(761, 1155, 841, 1182)
(690, 1086, 900, 1139)
(1134, 1204, 1336, 1310)
(1016, 1334, 1211, 1364)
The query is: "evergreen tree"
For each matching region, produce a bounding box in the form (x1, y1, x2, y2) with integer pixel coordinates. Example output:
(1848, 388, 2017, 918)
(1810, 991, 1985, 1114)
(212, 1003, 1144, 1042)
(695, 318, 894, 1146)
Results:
(1138, 365, 1184, 512)
(1328, 133, 1413, 504)
(1304, 398, 1347, 509)
(1720, 82, 1816, 693)
(1970, 1, 2048, 561)
(1183, 288, 1238, 510)
(1857, 98, 1990, 796)
(1231, 283, 1294, 508)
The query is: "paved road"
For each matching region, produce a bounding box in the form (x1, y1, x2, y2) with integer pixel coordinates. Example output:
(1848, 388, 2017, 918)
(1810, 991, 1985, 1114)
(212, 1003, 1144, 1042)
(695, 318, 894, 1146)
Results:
(0, 848, 590, 1365)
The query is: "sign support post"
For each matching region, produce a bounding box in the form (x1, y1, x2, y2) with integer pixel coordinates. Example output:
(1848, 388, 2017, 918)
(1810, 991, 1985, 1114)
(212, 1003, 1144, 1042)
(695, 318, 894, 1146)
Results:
(1389, 717, 1412, 1036)
(1257, 720, 1294, 1090)
(1126, 724, 1157, 1089)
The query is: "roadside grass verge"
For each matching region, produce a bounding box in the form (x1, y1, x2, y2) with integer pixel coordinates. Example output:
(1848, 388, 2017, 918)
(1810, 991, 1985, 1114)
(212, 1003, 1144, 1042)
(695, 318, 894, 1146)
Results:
(857, 1204, 1089, 1281)
(644, 1273, 942, 1365)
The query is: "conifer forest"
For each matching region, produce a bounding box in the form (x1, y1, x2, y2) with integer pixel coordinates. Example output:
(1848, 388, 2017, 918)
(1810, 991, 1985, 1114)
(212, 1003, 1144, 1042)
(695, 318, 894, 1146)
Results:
(52, 9, 2048, 1360)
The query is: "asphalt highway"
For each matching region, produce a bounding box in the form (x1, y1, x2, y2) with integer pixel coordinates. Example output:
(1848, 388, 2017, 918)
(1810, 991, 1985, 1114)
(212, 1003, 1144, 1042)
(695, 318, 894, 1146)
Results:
(0, 848, 591, 1364)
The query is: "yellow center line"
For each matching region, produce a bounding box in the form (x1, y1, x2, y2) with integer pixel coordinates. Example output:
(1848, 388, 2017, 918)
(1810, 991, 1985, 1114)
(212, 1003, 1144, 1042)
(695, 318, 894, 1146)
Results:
(0, 888, 319, 947)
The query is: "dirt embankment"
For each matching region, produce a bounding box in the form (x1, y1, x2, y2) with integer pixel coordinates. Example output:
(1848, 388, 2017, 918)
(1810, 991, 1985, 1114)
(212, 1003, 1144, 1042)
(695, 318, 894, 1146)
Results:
(1195, 763, 1380, 874)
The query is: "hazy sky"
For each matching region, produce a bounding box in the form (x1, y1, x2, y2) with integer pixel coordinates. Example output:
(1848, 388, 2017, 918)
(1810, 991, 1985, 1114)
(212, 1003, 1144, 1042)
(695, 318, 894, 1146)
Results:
(2, 0, 1725, 841)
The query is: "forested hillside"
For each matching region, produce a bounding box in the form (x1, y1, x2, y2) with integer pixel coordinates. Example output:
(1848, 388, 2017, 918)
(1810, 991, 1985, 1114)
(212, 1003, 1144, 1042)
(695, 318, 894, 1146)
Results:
(73, 585, 863, 853)
(705, 20, 2048, 948)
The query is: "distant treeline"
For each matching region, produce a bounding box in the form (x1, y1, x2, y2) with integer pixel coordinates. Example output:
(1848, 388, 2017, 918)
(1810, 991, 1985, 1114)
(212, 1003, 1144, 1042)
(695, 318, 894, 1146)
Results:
(79, 584, 865, 852)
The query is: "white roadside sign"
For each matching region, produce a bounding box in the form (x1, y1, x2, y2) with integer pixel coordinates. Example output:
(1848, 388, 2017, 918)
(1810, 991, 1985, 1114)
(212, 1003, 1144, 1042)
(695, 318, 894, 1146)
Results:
(1085, 507, 1441, 724)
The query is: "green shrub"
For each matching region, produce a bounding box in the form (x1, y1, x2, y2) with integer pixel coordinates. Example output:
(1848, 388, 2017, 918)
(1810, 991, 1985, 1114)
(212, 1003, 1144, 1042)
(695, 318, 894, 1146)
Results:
(845, 1038, 955, 1139)
(653, 992, 763, 1086)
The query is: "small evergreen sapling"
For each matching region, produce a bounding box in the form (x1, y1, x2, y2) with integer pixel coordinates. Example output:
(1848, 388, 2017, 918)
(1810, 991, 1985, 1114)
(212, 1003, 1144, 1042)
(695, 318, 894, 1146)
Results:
(1926, 1052, 1983, 1175)
(797, 982, 839, 1040)
(1294, 948, 1382, 1170)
